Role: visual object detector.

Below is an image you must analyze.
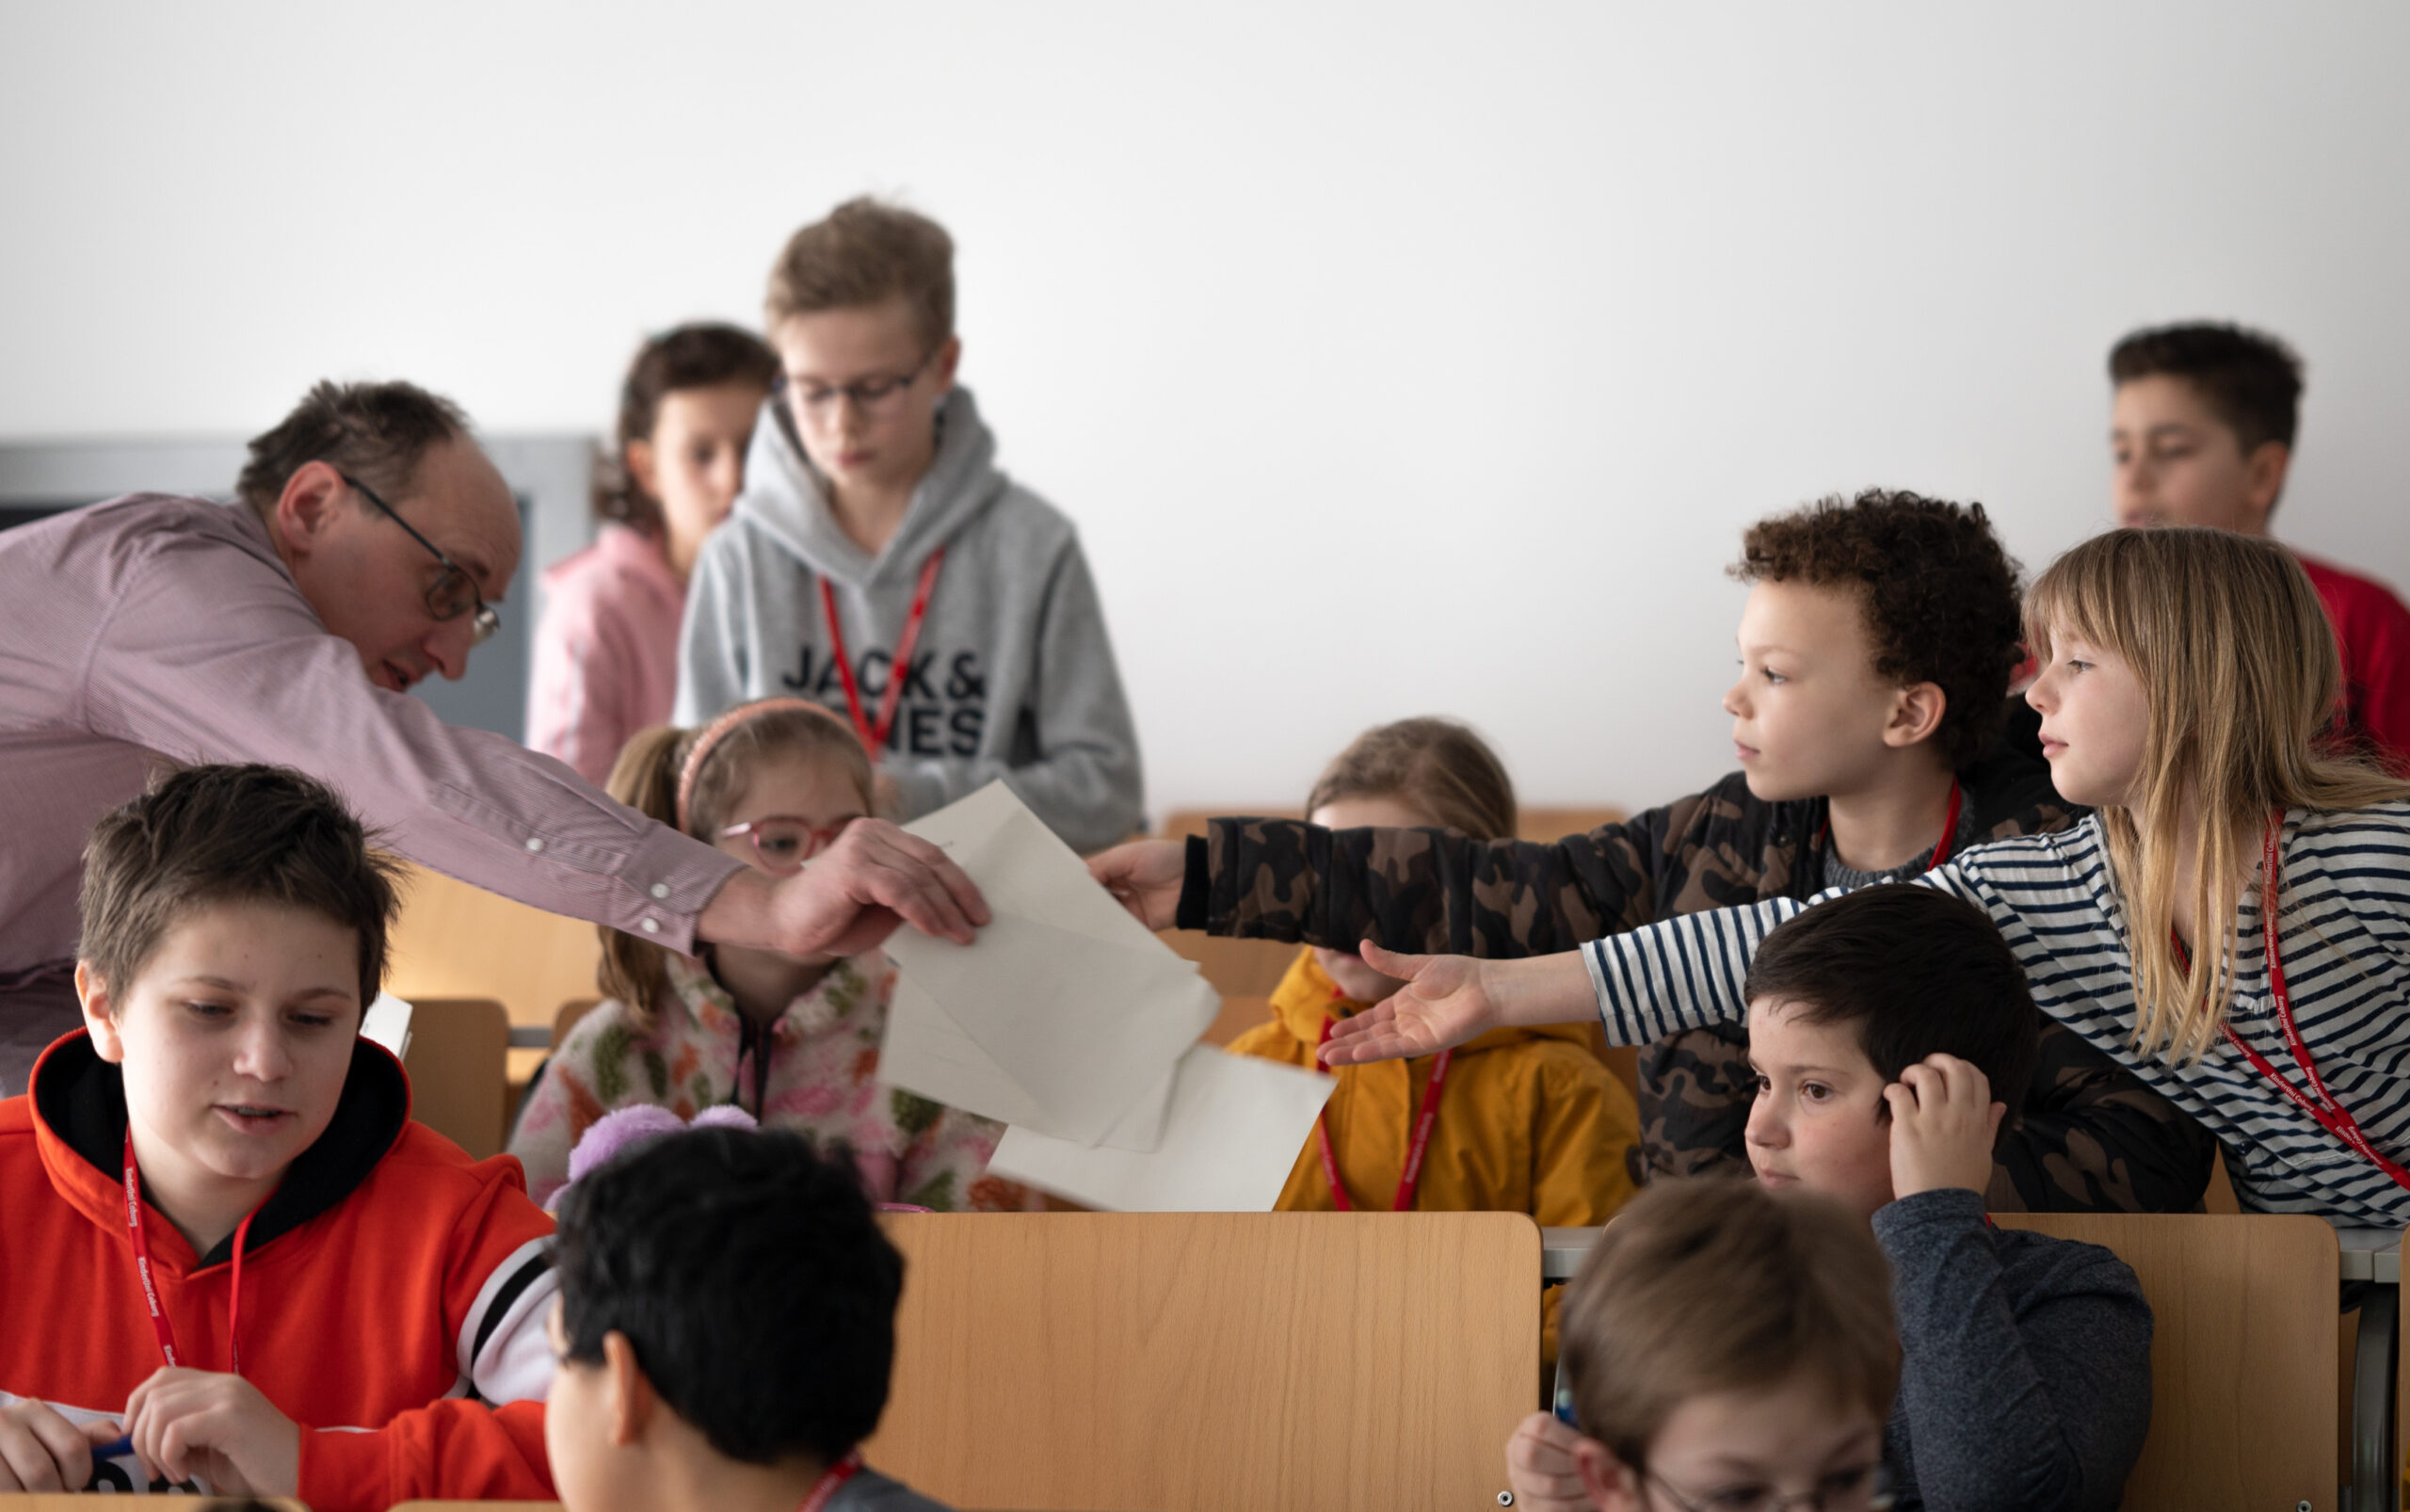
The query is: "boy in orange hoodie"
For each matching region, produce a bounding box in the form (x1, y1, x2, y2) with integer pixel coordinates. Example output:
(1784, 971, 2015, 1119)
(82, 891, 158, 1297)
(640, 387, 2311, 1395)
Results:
(0, 764, 555, 1508)
(1226, 719, 1637, 1354)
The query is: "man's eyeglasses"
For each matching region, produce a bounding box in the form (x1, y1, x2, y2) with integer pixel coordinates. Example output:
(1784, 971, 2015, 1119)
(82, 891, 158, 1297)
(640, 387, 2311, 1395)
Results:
(717, 815, 857, 875)
(340, 473, 501, 646)
(778, 348, 942, 417)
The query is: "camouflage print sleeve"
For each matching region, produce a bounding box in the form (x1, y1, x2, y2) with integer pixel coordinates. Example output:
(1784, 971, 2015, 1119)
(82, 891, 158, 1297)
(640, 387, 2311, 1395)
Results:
(1985, 1020, 2218, 1214)
(1198, 807, 1680, 957)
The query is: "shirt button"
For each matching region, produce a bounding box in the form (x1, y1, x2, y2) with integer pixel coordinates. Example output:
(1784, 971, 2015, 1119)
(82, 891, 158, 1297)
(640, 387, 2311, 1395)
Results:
(640, 918, 660, 935)
(524, 837, 545, 853)
(651, 883, 670, 899)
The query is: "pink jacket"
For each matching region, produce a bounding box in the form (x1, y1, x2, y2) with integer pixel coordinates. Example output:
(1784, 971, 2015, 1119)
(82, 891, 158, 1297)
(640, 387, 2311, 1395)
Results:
(527, 523, 686, 786)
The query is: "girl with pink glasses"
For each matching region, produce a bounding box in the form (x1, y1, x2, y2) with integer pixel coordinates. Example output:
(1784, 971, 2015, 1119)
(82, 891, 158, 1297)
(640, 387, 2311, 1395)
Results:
(509, 699, 1036, 1212)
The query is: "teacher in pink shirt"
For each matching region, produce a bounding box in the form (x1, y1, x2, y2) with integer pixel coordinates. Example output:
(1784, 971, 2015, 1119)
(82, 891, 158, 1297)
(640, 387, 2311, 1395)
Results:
(0, 378, 986, 1093)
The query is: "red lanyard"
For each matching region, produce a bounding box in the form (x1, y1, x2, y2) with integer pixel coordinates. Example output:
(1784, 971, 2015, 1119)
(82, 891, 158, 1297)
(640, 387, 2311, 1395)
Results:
(123, 1128, 260, 1375)
(1315, 1010, 1454, 1212)
(2177, 821, 2410, 1193)
(819, 550, 946, 755)
(1818, 780, 1963, 869)
(795, 1449, 864, 1512)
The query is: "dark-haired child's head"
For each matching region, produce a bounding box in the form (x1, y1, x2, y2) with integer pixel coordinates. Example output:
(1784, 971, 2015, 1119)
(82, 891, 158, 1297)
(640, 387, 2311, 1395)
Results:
(2110, 321, 2302, 535)
(1305, 716, 1516, 1003)
(74, 764, 400, 1220)
(1726, 490, 2023, 796)
(546, 1126, 906, 1511)
(1742, 883, 2039, 1219)
(1557, 1179, 1898, 1511)
(602, 323, 779, 579)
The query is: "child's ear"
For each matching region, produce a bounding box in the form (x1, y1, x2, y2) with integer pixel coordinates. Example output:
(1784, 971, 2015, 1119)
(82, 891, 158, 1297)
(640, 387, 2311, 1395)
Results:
(624, 437, 660, 503)
(2242, 439, 2290, 521)
(75, 961, 127, 1065)
(1882, 681, 1948, 750)
(929, 335, 963, 395)
(602, 1330, 656, 1449)
(1570, 1436, 1645, 1511)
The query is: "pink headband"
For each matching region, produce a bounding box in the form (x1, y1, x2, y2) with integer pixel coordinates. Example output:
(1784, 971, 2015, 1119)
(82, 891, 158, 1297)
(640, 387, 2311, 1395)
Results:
(674, 699, 852, 834)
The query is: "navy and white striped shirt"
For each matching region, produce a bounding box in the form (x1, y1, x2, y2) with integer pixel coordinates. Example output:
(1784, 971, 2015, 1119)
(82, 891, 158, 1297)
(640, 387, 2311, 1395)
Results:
(1583, 803, 2410, 1225)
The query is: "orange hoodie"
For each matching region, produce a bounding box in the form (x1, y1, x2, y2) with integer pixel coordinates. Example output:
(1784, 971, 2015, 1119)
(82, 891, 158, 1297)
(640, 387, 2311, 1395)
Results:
(0, 1032, 556, 1511)
(1229, 951, 1640, 1355)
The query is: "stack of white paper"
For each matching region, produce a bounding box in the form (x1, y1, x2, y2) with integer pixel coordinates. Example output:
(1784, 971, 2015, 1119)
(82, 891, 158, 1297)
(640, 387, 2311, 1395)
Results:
(879, 782, 1334, 1211)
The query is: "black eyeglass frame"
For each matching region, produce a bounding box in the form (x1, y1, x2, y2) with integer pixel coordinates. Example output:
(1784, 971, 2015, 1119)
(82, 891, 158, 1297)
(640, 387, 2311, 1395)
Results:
(338, 472, 502, 645)
(774, 346, 946, 414)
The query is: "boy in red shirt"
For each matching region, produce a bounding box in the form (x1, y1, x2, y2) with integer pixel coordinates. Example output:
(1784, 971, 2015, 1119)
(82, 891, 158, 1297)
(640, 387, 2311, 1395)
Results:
(2110, 320, 2410, 768)
(0, 764, 555, 1509)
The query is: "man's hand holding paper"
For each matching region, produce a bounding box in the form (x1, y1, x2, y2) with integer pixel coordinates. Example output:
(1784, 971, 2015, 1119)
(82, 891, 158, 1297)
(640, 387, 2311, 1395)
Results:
(878, 782, 1222, 1150)
(877, 783, 1335, 1210)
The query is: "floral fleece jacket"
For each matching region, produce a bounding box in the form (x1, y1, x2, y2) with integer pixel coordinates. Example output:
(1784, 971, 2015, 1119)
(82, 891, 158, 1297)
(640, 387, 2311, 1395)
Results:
(509, 951, 1036, 1212)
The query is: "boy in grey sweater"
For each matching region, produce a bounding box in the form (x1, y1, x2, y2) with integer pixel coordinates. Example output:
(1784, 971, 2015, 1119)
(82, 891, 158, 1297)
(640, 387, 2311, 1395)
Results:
(676, 200, 1143, 852)
(1511, 883, 2152, 1512)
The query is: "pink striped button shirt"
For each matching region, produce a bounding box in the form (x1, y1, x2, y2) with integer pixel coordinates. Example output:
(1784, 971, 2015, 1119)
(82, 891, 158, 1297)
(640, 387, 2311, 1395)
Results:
(0, 493, 744, 973)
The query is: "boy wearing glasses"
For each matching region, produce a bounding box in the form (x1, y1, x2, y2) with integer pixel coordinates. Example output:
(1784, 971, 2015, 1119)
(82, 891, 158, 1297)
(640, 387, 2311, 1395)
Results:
(1506, 886, 2151, 1512)
(507, 699, 1036, 1213)
(673, 198, 1144, 854)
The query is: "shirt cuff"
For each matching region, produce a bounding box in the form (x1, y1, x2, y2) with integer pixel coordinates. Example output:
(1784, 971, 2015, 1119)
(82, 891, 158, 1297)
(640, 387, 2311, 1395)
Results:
(1175, 834, 1210, 931)
(1871, 1183, 1989, 1247)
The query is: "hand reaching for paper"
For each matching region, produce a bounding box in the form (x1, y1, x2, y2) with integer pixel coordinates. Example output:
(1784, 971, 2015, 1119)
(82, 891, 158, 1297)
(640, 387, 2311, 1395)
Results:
(1317, 943, 1503, 1065)
(1085, 838, 1186, 930)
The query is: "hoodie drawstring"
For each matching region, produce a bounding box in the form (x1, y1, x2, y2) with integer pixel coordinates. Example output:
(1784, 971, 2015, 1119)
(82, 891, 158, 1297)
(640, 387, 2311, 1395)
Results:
(123, 1127, 265, 1375)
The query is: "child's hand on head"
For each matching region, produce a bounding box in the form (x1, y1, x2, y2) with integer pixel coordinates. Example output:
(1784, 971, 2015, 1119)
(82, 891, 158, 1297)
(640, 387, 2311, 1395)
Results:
(1883, 1054, 2004, 1201)
(122, 1367, 299, 1496)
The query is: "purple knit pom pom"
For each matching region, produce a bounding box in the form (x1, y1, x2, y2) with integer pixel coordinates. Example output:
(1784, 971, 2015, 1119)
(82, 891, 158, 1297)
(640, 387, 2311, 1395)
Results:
(548, 1102, 762, 1213)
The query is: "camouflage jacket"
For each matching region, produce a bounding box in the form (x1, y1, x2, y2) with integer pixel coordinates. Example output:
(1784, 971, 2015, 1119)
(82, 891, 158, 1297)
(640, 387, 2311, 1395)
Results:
(1177, 739, 2218, 1214)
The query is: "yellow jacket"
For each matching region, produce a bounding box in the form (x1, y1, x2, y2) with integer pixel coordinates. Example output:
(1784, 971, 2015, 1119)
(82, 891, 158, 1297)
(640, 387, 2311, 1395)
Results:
(1229, 950, 1642, 1356)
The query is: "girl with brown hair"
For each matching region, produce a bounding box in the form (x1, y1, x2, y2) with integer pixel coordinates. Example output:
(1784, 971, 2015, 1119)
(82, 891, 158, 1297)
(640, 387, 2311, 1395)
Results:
(510, 698, 1034, 1213)
(1224, 718, 1639, 1357)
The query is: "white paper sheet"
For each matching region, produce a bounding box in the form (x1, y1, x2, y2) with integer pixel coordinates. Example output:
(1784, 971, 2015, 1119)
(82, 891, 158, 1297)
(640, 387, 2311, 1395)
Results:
(879, 781, 1220, 1149)
(986, 1045, 1336, 1212)
(362, 991, 413, 1061)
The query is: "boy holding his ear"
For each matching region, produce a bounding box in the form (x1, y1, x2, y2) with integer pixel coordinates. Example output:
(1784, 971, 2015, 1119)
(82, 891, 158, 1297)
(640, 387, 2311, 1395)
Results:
(0, 765, 556, 1507)
(1518, 885, 2151, 1512)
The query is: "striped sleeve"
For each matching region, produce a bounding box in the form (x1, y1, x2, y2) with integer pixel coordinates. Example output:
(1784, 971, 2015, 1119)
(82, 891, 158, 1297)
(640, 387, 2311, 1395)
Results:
(1582, 893, 1816, 1043)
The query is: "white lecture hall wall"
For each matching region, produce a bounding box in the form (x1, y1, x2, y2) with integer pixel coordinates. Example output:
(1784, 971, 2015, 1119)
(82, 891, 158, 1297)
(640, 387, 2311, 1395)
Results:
(5, 3, 2408, 819)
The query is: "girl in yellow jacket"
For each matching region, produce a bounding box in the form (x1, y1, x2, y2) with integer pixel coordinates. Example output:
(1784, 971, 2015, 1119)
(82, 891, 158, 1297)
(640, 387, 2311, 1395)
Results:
(1225, 718, 1641, 1355)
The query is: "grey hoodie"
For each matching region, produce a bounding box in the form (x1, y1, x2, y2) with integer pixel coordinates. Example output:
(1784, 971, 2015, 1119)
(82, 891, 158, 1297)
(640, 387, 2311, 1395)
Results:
(675, 387, 1143, 852)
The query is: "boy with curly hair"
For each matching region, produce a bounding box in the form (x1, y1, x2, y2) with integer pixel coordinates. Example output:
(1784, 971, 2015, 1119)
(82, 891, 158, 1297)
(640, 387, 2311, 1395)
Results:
(2109, 320, 2410, 769)
(1092, 491, 2216, 1212)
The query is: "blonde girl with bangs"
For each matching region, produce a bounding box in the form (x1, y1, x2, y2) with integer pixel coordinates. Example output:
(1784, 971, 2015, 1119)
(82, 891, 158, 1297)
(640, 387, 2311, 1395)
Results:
(510, 699, 1036, 1213)
(1314, 528, 2410, 1224)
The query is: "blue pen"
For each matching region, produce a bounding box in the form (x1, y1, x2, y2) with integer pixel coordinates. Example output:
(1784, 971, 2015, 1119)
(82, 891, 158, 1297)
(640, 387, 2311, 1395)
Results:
(93, 1434, 136, 1460)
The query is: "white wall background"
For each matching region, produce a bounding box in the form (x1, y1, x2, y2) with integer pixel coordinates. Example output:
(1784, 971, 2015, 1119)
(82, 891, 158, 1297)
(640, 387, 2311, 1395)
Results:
(6, 3, 2408, 819)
